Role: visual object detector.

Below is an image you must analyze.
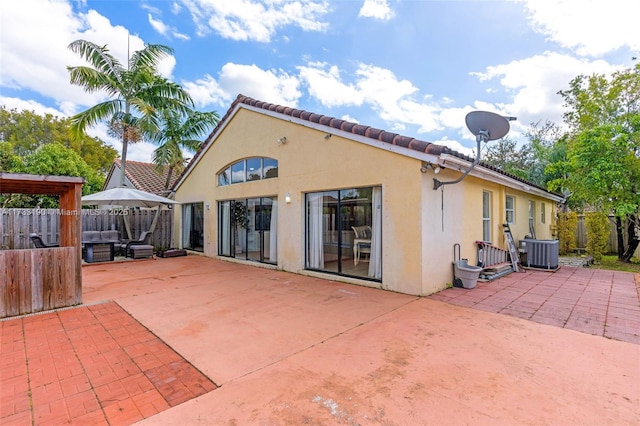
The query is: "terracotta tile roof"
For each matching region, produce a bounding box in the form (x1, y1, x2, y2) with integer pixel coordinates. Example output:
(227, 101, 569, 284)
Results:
(225, 94, 451, 156)
(174, 94, 560, 198)
(114, 160, 178, 195)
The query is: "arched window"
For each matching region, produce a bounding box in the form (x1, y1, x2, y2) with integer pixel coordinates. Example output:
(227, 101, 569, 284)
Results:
(217, 157, 278, 186)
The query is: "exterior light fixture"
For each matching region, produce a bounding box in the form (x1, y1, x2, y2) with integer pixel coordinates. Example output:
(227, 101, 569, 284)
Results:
(420, 162, 442, 174)
(285, 192, 292, 204)
(276, 136, 287, 145)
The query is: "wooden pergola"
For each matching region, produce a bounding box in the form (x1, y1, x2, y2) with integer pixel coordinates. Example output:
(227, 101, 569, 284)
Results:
(0, 173, 84, 318)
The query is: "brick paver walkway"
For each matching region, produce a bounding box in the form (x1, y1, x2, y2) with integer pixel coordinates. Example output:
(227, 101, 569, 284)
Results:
(0, 302, 216, 425)
(429, 266, 640, 344)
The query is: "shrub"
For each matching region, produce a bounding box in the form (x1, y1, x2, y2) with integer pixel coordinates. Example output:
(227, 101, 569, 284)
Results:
(585, 212, 609, 262)
(556, 211, 578, 255)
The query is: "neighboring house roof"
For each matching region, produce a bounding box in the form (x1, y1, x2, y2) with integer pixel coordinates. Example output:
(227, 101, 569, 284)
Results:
(174, 94, 562, 200)
(103, 160, 178, 195)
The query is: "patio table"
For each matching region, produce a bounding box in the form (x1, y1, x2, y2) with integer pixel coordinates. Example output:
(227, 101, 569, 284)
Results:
(84, 241, 114, 263)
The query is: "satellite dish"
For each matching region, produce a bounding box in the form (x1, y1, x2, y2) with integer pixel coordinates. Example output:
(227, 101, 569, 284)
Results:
(433, 110, 516, 191)
(465, 111, 511, 142)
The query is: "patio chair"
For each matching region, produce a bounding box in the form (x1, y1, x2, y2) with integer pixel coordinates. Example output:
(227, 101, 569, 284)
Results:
(30, 233, 59, 248)
(118, 231, 153, 258)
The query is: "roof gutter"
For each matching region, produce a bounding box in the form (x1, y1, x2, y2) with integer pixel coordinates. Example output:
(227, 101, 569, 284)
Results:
(437, 154, 564, 202)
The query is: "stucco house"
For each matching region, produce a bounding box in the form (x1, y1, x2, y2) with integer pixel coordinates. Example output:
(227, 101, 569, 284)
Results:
(171, 94, 563, 296)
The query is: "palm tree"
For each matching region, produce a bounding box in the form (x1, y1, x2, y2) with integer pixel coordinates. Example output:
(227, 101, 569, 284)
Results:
(151, 109, 220, 192)
(67, 39, 193, 187)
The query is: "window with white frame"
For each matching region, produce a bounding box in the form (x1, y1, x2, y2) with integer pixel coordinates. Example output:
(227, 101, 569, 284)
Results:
(483, 191, 491, 242)
(217, 157, 278, 186)
(528, 200, 535, 236)
(505, 195, 515, 225)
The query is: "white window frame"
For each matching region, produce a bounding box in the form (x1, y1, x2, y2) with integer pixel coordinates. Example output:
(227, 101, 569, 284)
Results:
(540, 202, 546, 224)
(528, 200, 535, 235)
(505, 195, 515, 225)
(483, 191, 492, 242)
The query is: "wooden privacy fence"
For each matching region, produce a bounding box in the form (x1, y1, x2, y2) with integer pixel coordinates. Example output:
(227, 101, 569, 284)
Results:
(0, 247, 80, 318)
(575, 214, 639, 256)
(1, 208, 173, 251)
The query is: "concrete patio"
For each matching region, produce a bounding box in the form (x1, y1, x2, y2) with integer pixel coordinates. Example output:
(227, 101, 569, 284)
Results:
(1, 255, 639, 425)
(429, 265, 640, 344)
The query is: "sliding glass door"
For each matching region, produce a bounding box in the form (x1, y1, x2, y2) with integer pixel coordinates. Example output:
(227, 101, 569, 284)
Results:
(305, 186, 381, 280)
(218, 197, 277, 264)
(182, 202, 204, 252)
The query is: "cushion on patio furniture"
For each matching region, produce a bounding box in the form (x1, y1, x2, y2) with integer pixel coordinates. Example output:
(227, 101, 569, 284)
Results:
(30, 233, 59, 248)
(129, 244, 153, 259)
(82, 231, 102, 242)
(119, 231, 153, 257)
(100, 230, 120, 242)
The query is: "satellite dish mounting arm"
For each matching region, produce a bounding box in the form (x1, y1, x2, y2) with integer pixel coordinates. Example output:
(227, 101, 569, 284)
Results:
(433, 131, 488, 190)
(432, 112, 515, 190)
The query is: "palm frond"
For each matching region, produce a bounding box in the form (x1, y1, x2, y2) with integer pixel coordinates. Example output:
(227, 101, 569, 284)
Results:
(69, 100, 123, 139)
(129, 44, 174, 72)
(67, 40, 124, 84)
(178, 138, 203, 153)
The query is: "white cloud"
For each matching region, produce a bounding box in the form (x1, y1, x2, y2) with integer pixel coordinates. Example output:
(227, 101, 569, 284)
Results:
(341, 114, 359, 124)
(471, 51, 621, 129)
(182, 63, 301, 108)
(0, 97, 66, 118)
(0, 0, 178, 116)
(182, 75, 230, 107)
(359, 0, 395, 21)
(431, 137, 475, 157)
(148, 13, 170, 35)
(156, 56, 178, 80)
(517, 0, 640, 56)
(179, 0, 330, 42)
(127, 142, 159, 163)
(298, 62, 443, 134)
(355, 64, 442, 133)
(148, 12, 191, 40)
(297, 63, 363, 107)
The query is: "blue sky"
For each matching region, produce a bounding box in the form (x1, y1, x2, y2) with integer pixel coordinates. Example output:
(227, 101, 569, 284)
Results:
(1, 0, 638, 163)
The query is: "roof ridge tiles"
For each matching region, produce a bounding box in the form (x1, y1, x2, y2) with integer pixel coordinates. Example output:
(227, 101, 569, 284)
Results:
(174, 93, 557, 197)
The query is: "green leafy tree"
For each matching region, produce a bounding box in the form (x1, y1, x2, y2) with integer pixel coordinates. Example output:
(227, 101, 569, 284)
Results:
(522, 120, 564, 187)
(0, 141, 23, 172)
(151, 109, 220, 192)
(67, 40, 194, 186)
(552, 64, 640, 261)
(2, 143, 103, 208)
(0, 107, 117, 173)
(482, 120, 565, 189)
(482, 136, 528, 179)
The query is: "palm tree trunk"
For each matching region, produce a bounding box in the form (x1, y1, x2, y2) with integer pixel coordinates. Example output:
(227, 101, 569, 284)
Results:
(120, 103, 133, 239)
(119, 104, 131, 187)
(163, 166, 174, 193)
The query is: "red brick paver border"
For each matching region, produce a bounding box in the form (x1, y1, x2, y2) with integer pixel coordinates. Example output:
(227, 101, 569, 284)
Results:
(430, 266, 640, 344)
(0, 302, 216, 425)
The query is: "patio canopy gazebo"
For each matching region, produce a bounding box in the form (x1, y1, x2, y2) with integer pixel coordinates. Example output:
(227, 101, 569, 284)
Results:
(0, 173, 84, 318)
